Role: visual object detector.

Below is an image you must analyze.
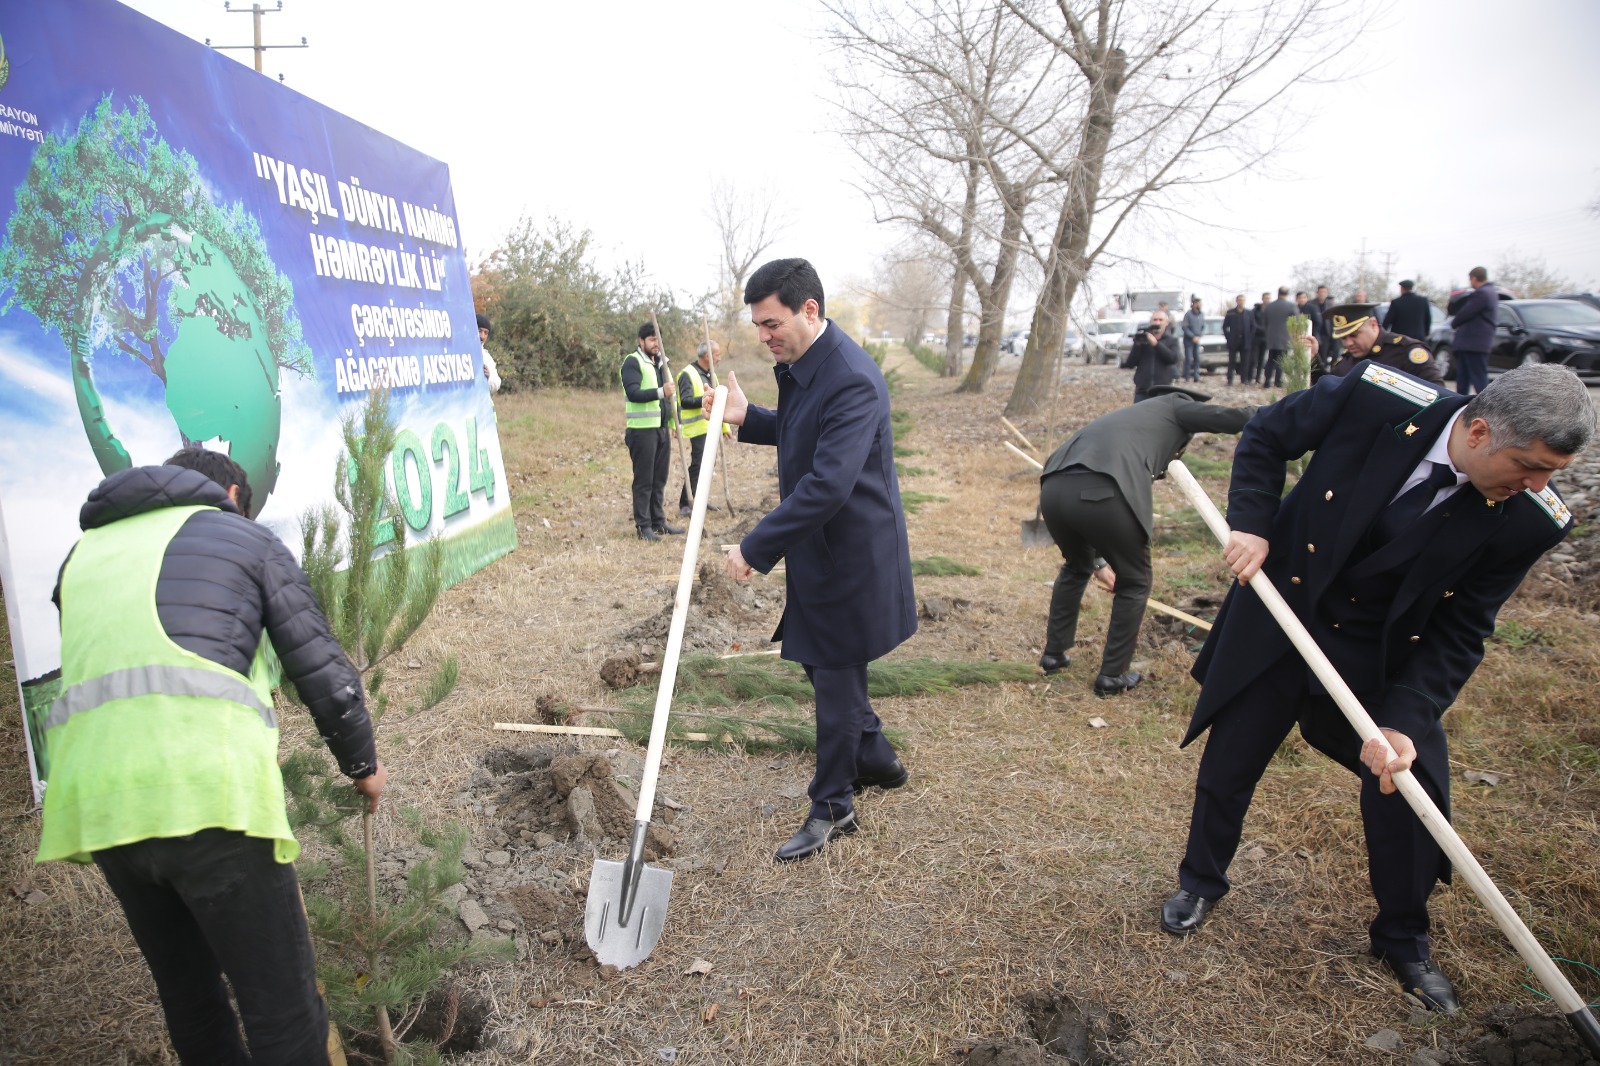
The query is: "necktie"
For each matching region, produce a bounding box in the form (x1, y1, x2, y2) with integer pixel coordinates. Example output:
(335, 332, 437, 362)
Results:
(1370, 462, 1458, 547)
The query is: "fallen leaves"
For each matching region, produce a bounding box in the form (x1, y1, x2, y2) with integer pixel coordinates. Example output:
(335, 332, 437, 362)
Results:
(684, 958, 713, 977)
(10, 882, 47, 906)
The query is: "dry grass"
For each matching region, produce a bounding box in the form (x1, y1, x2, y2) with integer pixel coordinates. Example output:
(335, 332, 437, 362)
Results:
(3, 346, 1598, 1064)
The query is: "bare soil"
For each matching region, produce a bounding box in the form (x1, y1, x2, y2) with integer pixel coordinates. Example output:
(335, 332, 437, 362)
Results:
(3, 348, 1599, 1065)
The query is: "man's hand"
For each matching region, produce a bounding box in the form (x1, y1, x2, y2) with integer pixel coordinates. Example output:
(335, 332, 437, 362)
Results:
(353, 760, 388, 813)
(1306, 335, 1319, 358)
(661, 379, 676, 399)
(720, 371, 749, 427)
(1223, 531, 1269, 584)
(1361, 729, 1415, 795)
(1093, 564, 1116, 592)
(725, 544, 754, 582)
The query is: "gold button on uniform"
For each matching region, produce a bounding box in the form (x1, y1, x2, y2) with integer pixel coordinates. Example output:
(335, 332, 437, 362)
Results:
(1325, 490, 1334, 501)
(1443, 590, 1455, 598)
(1290, 576, 1302, 585)
(1307, 543, 1316, 553)
(1410, 635, 1421, 643)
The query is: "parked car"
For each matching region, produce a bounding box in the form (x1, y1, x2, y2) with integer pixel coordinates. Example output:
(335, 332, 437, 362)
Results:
(1486, 299, 1600, 376)
(1196, 316, 1229, 372)
(1084, 316, 1136, 364)
(1551, 292, 1600, 313)
(1002, 329, 1028, 354)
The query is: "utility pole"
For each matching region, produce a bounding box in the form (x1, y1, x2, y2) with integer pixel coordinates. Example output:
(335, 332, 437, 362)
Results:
(1357, 237, 1367, 299)
(205, 2, 307, 79)
(1379, 251, 1397, 295)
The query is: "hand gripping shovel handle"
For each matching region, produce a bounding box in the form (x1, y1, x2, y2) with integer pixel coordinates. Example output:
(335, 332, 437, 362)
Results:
(615, 385, 731, 923)
(1166, 459, 1600, 1050)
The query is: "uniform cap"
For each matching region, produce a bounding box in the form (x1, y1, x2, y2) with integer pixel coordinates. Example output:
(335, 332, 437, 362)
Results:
(1326, 303, 1378, 339)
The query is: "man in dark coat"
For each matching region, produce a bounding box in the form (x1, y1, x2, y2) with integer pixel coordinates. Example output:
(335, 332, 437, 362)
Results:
(723, 258, 917, 863)
(1448, 267, 1500, 396)
(1312, 284, 1336, 370)
(1250, 293, 1270, 384)
(1125, 308, 1180, 402)
(1159, 363, 1594, 1014)
(1261, 286, 1296, 388)
(1037, 386, 1255, 696)
(1382, 280, 1432, 342)
(1221, 295, 1254, 386)
(1322, 303, 1445, 385)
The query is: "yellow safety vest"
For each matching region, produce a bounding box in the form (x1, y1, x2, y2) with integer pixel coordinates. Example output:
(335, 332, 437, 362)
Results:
(37, 505, 295, 865)
(621, 349, 666, 429)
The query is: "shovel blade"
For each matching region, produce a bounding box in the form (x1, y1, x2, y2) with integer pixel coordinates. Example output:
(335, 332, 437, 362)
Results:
(583, 856, 673, 969)
(1021, 518, 1053, 548)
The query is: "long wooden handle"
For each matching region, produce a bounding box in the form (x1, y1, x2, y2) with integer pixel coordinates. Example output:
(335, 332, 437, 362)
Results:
(633, 386, 729, 820)
(1166, 458, 1595, 1020)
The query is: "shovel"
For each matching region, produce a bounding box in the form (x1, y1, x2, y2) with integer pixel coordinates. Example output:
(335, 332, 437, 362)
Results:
(1166, 459, 1600, 1055)
(1005, 440, 1055, 547)
(584, 384, 729, 970)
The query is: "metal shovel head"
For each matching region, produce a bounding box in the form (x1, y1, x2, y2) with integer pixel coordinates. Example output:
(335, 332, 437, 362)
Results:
(584, 855, 673, 969)
(1021, 516, 1053, 548)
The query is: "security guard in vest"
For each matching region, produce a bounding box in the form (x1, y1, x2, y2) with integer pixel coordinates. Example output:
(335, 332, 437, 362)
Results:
(1318, 302, 1445, 386)
(621, 322, 684, 540)
(37, 447, 383, 1065)
(677, 337, 727, 515)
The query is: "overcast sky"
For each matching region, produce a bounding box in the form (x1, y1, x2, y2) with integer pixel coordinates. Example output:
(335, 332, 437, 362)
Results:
(122, 0, 1600, 318)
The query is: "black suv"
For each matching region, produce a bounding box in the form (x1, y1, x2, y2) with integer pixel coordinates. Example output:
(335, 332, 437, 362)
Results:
(1486, 299, 1600, 375)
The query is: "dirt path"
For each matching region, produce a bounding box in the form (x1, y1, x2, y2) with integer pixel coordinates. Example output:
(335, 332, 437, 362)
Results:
(2, 348, 1598, 1065)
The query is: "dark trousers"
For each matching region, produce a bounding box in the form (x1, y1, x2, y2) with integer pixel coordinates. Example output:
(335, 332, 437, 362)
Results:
(1225, 344, 1245, 385)
(1039, 471, 1151, 678)
(1182, 339, 1201, 381)
(1455, 350, 1489, 395)
(1262, 348, 1286, 387)
(804, 662, 899, 821)
(1244, 343, 1264, 384)
(1179, 653, 1448, 962)
(94, 829, 330, 1066)
(626, 426, 670, 532)
(678, 433, 707, 510)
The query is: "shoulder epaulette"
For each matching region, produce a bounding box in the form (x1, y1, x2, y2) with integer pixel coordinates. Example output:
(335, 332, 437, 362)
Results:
(1360, 362, 1438, 407)
(1523, 485, 1573, 528)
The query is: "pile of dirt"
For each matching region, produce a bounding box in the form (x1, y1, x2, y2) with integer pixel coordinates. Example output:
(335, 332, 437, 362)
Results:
(1453, 1004, 1600, 1065)
(619, 554, 784, 655)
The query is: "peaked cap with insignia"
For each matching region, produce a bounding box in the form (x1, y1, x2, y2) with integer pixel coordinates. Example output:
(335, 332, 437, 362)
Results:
(1326, 303, 1378, 339)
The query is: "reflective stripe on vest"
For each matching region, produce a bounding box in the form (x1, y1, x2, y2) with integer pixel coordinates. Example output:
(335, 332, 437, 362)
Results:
(47, 664, 277, 732)
(679, 365, 709, 438)
(621, 350, 665, 428)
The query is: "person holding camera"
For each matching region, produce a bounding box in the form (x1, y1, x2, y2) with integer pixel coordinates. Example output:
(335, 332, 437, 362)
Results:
(1125, 309, 1180, 403)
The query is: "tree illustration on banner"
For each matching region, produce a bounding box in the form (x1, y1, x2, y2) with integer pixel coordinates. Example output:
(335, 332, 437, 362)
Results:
(0, 95, 311, 516)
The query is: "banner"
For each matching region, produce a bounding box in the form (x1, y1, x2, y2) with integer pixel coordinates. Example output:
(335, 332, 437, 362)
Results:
(0, 1, 516, 799)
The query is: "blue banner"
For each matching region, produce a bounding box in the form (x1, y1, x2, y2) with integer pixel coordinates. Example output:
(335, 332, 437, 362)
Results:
(0, 0, 516, 797)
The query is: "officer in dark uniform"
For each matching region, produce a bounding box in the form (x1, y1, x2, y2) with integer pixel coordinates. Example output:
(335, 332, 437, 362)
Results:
(1321, 303, 1445, 385)
(1036, 385, 1255, 697)
(1158, 362, 1594, 1015)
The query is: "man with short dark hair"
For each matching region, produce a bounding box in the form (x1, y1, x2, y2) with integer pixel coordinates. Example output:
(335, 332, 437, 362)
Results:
(620, 322, 682, 540)
(720, 258, 917, 863)
(1160, 363, 1595, 1015)
(1251, 293, 1271, 384)
(1448, 267, 1499, 397)
(1181, 297, 1206, 383)
(1127, 309, 1180, 403)
(1312, 285, 1335, 372)
(1382, 280, 1432, 342)
(1222, 295, 1254, 386)
(38, 447, 385, 1066)
(477, 313, 501, 393)
(1261, 286, 1296, 388)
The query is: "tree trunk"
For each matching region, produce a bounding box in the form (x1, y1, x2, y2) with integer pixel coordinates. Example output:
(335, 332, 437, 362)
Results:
(956, 197, 1026, 394)
(1007, 46, 1126, 415)
(942, 274, 965, 377)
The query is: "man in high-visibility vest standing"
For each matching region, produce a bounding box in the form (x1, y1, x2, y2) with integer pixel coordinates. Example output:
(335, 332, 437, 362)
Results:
(677, 337, 725, 516)
(620, 322, 683, 541)
(37, 446, 385, 1066)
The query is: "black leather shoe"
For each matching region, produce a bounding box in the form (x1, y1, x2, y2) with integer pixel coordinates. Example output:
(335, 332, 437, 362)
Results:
(1039, 652, 1070, 675)
(1094, 671, 1142, 697)
(774, 812, 858, 862)
(1160, 889, 1216, 935)
(1383, 957, 1460, 1013)
(853, 759, 909, 794)
(637, 528, 661, 542)
(679, 505, 692, 516)
(656, 523, 685, 535)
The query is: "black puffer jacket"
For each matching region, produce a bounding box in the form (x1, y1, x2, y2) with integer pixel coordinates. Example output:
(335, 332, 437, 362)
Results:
(53, 466, 376, 778)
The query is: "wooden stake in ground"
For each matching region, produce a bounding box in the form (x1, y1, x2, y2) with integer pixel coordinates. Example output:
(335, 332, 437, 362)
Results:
(650, 308, 694, 510)
(1167, 458, 1600, 1056)
(363, 811, 397, 1061)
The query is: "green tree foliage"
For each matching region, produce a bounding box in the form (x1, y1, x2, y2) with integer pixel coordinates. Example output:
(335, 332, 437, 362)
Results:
(471, 216, 695, 390)
(0, 95, 310, 509)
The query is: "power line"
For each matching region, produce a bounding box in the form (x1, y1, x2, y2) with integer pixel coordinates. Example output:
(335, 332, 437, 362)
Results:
(205, 1, 307, 80)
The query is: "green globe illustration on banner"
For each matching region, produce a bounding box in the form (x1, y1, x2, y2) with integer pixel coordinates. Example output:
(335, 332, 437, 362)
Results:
(0, 96, 309, 516)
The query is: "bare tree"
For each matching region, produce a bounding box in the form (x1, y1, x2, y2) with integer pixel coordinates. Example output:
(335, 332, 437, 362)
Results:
(996, 0, 1361, 415)
(706, 179, 791, 331)
(830, 0, 1073, 392)
(864, 242, 948, 347)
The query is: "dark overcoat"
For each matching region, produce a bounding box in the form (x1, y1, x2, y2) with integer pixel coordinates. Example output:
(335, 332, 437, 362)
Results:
(1185, 362, 1572, 751)
(738, 323, 917, 668)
